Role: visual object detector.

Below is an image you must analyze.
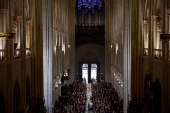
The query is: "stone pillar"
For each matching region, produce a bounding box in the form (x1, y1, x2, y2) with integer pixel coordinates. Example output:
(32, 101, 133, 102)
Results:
(105, 1, 111, 82)
(168, 10, 170, 60)
(153, 15, 158, 56)
(166, 8, 170, 111)
(0, 9, 6, 60)
(123, 0, 131, 112)
(25, 20, 31, 51)
(42, 0, 53, 112)
(143, 20, 149, 51)
(20, 10, 29, 113)
(68, 2, 75, 83)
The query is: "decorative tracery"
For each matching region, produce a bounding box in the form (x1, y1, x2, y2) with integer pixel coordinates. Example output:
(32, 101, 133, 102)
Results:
(77, 0, 103, 13)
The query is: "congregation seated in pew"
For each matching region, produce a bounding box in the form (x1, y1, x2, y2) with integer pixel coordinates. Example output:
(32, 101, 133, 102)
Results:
(91, 81, 123, 113)
(54, 80, 123, 113)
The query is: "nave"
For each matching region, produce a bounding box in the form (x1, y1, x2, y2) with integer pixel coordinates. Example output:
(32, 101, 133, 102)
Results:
(54, 81, 123, 113)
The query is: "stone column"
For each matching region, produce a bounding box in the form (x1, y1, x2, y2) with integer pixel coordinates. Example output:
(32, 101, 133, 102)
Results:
(20, 11, 29, 113)
(153, 15, 158, 58)
(0, 9, 6, 59)
(42, 0, 53, 112)
(168, 10, 170, 60)
(123, 0, 131, 112)
(167, 9, 170, 113)
(105, 1, 111, 82)
(144, 20, 149, 55)
(12, 16, 21, 58)
(25, 20, 31, 56)
(68, 2, 75, 83)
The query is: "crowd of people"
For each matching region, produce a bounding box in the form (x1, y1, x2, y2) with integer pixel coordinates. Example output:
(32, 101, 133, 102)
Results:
(91, 82, 123, 113)
(54, 81, 86, 113)
(54, 80, 123, 113)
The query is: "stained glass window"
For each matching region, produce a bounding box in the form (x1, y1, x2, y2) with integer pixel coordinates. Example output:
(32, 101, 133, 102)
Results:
(77, 0, 102, 13)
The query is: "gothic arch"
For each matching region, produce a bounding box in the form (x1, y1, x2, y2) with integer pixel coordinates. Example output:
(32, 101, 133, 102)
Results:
(26, 75, 31, 107)
(81, 52, 98, 62)
(144, 72, 152, 112)
(151, 78, 162, 113)
(13, 80, 21, 113)
(0, 88, 5, 113)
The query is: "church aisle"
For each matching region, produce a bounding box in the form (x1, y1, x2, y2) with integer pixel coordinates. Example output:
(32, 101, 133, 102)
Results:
(85, 83, 93, 112)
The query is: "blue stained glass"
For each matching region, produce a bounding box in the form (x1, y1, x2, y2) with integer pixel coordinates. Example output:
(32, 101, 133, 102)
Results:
(88, 0, 91, 3)
(77, 0, 103, 13)
(93, 0, 97, 3)
(78, 0, 82, 2)
(92, 9, 94, 13)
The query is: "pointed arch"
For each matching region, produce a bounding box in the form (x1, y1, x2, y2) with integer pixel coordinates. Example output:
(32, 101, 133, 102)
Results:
(0, 88, 5, 113)
(81, 52, 98, 62)
(144, 72, 152, 112)
(151, 78, 162, 113)
(26, 75, 31, 107)
(13, 80, 21, 113)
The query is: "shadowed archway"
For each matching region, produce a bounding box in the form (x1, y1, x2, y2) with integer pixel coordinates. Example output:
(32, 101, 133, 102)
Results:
(26, 75, 31, 108)
(0, 88, 5, 113)
(13, 80, 21, 113)
(151, 79, 162, 113)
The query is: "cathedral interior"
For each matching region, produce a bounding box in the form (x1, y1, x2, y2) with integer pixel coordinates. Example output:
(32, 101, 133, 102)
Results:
(0, 0, 170, 113)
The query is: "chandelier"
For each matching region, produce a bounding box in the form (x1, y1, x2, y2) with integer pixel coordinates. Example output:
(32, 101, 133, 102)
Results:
(77, 0, 103, 13)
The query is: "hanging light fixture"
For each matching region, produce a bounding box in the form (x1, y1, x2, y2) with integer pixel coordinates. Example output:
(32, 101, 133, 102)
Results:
(77, 0, 103, 13)
(0, 33, 16, 40)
